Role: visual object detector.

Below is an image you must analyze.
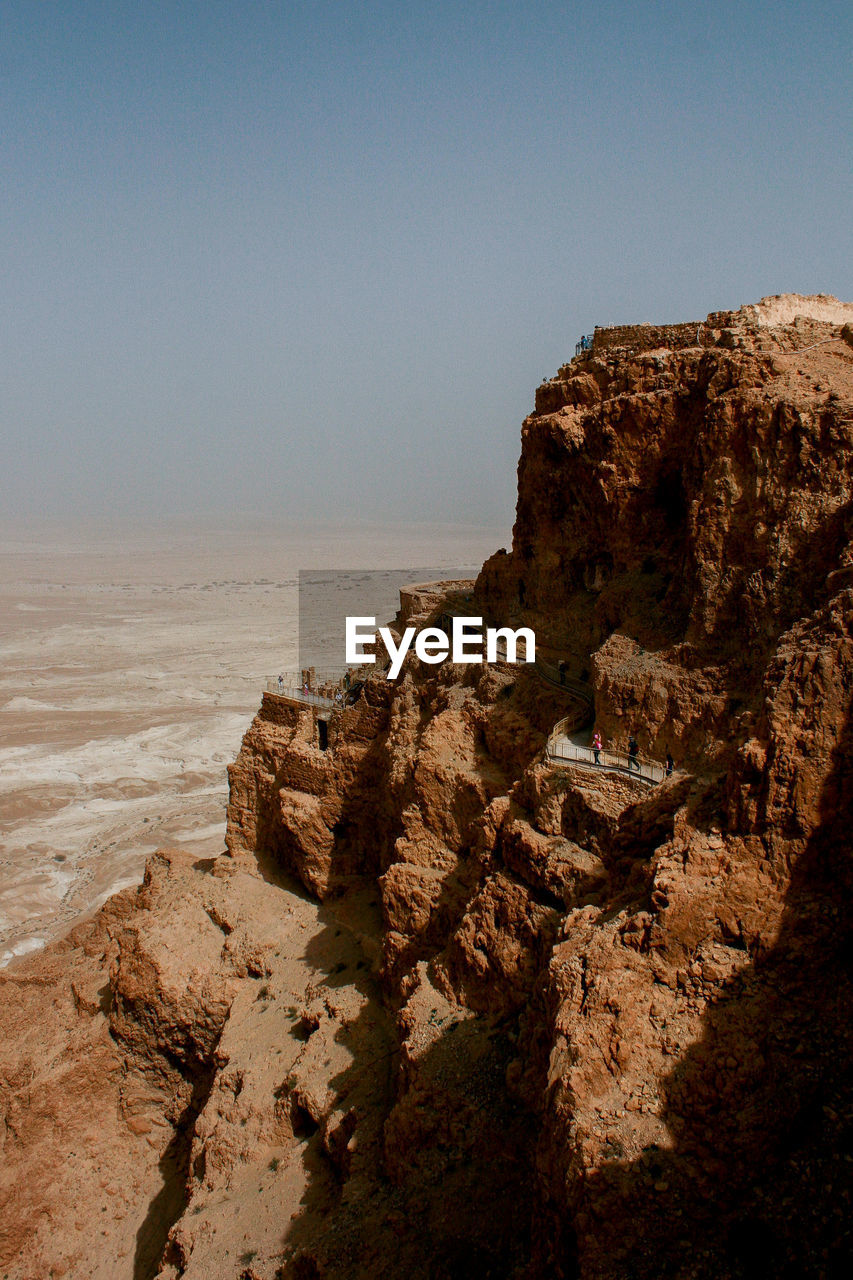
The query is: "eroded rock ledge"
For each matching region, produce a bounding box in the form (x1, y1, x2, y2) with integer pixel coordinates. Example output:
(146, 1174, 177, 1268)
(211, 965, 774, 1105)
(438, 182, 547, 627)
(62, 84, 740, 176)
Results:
(2, 295, 852, 1280)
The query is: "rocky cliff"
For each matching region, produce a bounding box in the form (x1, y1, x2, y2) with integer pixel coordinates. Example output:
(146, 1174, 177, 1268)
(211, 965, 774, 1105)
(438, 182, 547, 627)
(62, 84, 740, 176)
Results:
(2, 294, 852, 1280)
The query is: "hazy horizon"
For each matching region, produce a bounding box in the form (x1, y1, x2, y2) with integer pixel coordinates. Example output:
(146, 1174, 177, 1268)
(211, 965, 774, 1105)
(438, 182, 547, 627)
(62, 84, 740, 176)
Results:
(2, 1, 851, 530)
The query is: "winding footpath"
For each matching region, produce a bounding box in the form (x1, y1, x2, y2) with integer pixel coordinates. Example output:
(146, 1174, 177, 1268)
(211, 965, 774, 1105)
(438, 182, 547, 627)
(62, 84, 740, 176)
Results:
(266, 623, 667, 786)
(546, 721, 665, 786)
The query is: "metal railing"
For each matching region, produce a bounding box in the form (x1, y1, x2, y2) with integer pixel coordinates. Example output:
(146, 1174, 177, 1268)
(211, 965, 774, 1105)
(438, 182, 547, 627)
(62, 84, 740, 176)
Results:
(547, 735, 666, 785)
(268, 668, 351, 687)
(265, 661, 376, 706)
(265, 682, 338, 710)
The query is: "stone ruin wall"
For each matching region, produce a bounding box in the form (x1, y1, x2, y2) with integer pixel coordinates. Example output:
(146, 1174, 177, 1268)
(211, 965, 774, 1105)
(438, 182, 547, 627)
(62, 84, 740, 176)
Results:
(330, 698, 389, 744)
(576, 296, 853, 364)
(590, 319, 709, 356)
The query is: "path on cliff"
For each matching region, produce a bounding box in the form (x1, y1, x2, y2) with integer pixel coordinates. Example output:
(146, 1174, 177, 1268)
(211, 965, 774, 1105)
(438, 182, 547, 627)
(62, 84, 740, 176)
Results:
(430, 606, 670, 783)
(546, 722, 665, 785)
(265, 608, 667, 786)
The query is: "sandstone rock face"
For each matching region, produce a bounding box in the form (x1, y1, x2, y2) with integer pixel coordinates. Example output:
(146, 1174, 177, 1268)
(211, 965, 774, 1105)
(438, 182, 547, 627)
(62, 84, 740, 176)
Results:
(473, 297, 853, 1278)
(479, 297, 853, 772)
(2, 295, 852, 1279)
(225, 688, 396, 896)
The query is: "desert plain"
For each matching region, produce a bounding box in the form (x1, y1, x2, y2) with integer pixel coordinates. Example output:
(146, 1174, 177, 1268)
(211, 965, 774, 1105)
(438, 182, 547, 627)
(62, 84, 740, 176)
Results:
(0, 521, 504, 966)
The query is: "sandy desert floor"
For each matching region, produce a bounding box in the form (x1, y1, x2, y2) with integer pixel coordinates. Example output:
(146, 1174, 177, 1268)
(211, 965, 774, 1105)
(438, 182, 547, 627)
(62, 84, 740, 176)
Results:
(0, 520, 506, 965)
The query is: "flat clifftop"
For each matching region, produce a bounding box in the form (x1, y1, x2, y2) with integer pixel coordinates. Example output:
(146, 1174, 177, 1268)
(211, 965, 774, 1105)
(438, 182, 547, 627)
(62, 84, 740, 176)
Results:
(741, 291, 853, 328)
(565, 291, 853, 359)
(2, 297, 852, 1280)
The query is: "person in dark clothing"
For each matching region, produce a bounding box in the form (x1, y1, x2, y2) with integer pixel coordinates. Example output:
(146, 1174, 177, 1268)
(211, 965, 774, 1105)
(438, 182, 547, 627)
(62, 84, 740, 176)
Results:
(665, 751, 674, 778)
(627, 734, 639, 771)
(558, 660, 567, 685)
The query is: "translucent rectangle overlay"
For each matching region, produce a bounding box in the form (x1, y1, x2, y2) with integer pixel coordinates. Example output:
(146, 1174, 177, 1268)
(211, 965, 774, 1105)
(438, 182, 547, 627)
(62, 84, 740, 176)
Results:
(297, 567, 477, 679)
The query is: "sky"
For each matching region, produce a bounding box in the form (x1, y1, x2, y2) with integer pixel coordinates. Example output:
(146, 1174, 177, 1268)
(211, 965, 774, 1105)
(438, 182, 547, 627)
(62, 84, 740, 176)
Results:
(1, 0, 851, 531)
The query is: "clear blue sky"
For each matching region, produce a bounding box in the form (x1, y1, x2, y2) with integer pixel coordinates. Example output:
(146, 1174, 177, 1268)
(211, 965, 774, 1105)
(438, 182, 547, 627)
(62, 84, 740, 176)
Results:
(2, 0, 850, 528)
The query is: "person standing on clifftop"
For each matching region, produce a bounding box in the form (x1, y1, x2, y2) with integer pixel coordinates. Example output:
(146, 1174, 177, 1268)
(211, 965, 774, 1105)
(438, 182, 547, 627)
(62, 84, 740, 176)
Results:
(628, 733, 639, 771)
(592, 730, 602, 764)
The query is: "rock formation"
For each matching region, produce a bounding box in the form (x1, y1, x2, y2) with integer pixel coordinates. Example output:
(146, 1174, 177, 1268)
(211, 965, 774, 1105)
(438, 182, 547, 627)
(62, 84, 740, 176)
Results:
(1, 294, 852, 1279)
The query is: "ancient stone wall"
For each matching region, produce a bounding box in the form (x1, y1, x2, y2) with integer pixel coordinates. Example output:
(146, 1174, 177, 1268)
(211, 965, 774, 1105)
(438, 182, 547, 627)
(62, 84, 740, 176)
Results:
(330, 699, 389, 744)
(591, 320, 705, 355)
(273, 750, 331, 795)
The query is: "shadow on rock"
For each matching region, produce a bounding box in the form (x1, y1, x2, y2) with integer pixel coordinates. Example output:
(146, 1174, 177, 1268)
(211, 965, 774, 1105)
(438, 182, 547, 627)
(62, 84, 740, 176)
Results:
(558, 701, 853, 1280)
(133, 1067, 218, 1280)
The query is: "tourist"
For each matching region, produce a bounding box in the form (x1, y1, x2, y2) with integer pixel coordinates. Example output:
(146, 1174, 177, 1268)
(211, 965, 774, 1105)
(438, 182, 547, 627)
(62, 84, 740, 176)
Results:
(665, 751, 674, 778)
(592, 729, 602, 765)
(277, 674, 283, 692)
(628, 733, 639, 771)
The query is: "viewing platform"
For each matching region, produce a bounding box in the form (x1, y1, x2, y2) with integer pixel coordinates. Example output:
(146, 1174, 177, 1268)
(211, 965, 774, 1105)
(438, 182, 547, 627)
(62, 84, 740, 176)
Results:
(264, 662, 376, 713)
(547, 718, 666, 786)
(265, 682, 338, 710)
